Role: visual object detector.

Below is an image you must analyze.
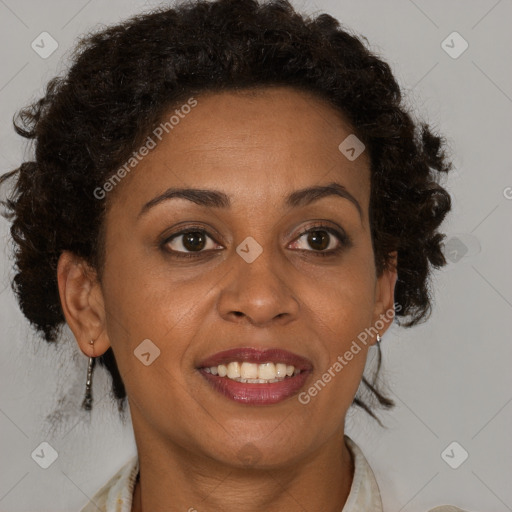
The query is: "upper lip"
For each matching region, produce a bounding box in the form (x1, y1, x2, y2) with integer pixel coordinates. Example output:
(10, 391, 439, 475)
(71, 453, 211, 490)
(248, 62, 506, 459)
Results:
(197, 347, 313, 371)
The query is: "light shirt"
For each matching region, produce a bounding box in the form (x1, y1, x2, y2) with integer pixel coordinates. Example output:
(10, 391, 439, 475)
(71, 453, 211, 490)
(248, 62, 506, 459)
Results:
(79, 436, 470, 512)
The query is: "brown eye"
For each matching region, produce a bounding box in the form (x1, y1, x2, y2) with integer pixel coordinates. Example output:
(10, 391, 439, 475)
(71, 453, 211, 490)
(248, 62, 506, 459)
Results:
(292, 227, 345, 253)
(163, 229, 220, 257)
(306, 230, 331, 251)
(181, 231, 207, 251)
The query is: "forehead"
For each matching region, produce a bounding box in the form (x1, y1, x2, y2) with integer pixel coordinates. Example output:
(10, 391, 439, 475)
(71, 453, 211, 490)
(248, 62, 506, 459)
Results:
(110, 86, 371, 215)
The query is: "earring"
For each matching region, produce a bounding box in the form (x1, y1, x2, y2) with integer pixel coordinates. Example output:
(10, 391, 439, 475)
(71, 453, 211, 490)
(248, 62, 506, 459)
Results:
(376, 333, 382, 344)
(81, 340, 96, 411)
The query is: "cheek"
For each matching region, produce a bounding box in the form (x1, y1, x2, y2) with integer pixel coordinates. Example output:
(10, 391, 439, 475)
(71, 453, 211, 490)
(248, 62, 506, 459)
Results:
(312, 239, 377, 329)
(310, 274, 375, 375)
(99, 251, 207, 415)
(302, 239, 377, 387)
(301, 276, 375, 420)
(101, 222, 195, 328)
(100, 240, 227, 385)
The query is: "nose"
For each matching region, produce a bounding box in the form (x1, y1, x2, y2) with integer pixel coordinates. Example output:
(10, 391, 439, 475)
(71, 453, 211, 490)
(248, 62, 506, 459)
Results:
(217, 244, 300, 327)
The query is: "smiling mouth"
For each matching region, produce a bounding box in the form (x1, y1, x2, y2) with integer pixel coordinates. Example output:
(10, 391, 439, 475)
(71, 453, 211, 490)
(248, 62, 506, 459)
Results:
(202, 361, 301, 383)
(196, 347, 313, 405)
(198, 367, 311, 405)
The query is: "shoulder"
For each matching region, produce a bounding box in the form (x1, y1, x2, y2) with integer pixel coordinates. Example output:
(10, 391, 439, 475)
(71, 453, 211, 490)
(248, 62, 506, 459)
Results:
(345, 437, 474, 512)
(79, 455, 139, 512)
(343, 436, 384, 511)
(427, 507, 473, 512)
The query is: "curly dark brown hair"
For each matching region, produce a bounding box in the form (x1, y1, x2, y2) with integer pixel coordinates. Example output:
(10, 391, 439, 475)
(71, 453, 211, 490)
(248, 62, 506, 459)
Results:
(0, 0, 452, 422)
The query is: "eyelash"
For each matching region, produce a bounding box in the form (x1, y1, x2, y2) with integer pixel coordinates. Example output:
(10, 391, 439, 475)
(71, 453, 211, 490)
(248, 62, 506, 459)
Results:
(161, 222, 350, 259)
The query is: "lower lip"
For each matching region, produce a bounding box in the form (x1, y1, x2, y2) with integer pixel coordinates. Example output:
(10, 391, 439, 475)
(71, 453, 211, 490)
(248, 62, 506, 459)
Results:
(198, 369, 311, 405)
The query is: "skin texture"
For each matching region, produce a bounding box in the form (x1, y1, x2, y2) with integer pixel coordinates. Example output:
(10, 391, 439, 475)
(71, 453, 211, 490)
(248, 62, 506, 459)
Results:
(57, 87, 397, 512)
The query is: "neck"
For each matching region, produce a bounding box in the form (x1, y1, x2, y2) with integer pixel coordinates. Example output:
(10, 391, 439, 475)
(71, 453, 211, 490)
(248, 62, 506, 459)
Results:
(130, 426, 354, 512)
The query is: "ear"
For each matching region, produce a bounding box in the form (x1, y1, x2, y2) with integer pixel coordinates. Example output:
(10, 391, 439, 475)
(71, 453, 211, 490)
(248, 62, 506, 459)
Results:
(57, 251, 110, 357)
(371, 251, 398, 343)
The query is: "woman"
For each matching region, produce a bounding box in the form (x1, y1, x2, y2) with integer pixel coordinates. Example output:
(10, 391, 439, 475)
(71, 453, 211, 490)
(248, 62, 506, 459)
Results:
(0, 0, 468, 510)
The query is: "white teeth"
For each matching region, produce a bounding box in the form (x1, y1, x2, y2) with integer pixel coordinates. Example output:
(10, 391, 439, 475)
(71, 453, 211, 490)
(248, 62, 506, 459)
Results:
(240, 362, 258, 379)
(258, 362, 276, 380)
(227, 362, 241, 379)
(204, 361, 301, 382)
(276, 363, 287, 378)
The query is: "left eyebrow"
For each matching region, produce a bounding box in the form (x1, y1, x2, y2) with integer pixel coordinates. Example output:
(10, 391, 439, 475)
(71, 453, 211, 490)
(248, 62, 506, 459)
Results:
(285, 182, 362, 219)
(137, 181, 362, 220)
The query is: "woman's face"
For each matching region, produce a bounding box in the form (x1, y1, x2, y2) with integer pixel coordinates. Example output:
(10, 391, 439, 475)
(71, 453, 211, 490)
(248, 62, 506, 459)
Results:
(64, 86, 396, 467)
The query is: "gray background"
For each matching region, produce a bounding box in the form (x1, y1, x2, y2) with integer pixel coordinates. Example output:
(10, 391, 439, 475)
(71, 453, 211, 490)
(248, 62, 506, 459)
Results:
(0, 0, 511, 511)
